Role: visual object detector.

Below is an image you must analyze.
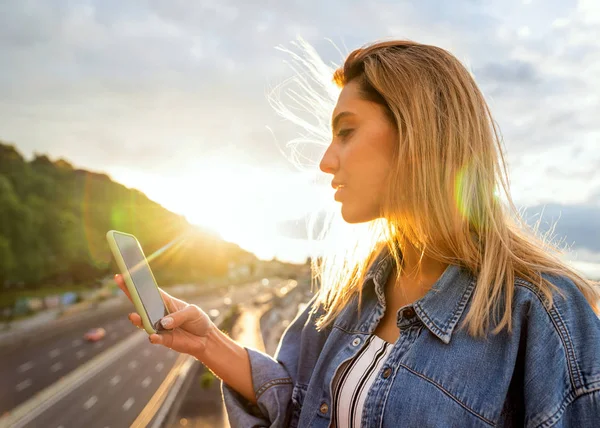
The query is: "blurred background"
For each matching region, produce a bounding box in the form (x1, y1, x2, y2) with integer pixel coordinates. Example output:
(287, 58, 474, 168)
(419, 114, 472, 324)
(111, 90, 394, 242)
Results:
(1, 0, 599, 427)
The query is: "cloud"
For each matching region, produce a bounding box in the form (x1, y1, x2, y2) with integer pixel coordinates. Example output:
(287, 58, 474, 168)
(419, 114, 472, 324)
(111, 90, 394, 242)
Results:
(277, 201, 600, 270)
(0, 0, 599, 229)
(474, 60, 541, 86)
(522, 202, 600, 254)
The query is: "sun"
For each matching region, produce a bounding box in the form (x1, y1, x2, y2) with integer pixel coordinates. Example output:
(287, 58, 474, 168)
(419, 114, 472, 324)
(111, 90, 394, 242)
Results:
(168, 161, 293, 260)
(108, 159, 324, 262)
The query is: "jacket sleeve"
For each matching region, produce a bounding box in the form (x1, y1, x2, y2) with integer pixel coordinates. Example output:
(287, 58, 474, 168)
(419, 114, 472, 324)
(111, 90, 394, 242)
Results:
(221, 293, 321, 428)
(519, 275, 600, 427)
(550, 390, 600, 427)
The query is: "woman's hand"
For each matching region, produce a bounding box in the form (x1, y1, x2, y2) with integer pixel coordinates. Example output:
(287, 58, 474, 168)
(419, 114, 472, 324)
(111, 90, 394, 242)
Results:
(114, 274, 214, 358)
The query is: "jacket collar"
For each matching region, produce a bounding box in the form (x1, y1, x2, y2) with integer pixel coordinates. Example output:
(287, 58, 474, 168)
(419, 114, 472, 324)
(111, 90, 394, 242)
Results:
(365, 247, 476, 344)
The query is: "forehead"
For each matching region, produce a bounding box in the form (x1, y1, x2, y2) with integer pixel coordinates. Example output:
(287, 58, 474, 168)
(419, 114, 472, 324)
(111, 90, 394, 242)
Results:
(332, 80, 386, 122)
(333, 80, 362, 111)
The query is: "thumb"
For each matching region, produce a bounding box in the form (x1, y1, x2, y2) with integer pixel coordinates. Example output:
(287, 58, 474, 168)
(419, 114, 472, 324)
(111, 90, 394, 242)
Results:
(159, 305, 199, 330)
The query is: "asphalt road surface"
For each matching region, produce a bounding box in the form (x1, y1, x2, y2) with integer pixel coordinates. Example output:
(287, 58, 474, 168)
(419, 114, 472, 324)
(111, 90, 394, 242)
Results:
(26, 331, 179, 428)
(0, 315, 136, 416)
(2, 278, 284, 428)
(0, 293, 228, 417)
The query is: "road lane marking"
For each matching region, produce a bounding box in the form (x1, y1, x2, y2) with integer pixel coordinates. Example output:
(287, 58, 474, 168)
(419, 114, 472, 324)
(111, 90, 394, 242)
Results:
(4, 301, 236, 427)
(72, 339, 82, 347)
(50, 362, 63, 373)
(18, 362, 34, 373)
(122, 397, 135, 411)
(83, 396, 98, 410)
(16, 379, 32, 392)
(128, 360, 138, 370)
(155, 362, 164, 372)
(49, 349, 61, 358)
(3, 331, 147, 428)
(141, 376, 152, 388)
(109, 375, 121, 386)
(76, 350, 86, 359)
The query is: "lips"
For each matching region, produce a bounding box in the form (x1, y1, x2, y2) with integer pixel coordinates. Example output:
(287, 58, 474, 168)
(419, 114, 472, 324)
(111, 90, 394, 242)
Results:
(331, 181, 345, 190)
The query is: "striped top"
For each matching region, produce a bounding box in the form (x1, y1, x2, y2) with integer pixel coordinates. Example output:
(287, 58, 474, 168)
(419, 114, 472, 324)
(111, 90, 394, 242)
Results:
(331, 335, 394, 428)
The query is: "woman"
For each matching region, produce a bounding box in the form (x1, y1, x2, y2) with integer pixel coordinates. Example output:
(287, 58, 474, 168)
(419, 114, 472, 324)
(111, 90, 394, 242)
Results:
(117, 40, 600, 427)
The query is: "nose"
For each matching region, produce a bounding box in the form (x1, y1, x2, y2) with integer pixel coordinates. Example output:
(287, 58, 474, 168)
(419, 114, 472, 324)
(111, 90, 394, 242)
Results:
(319, 143, 339, 175)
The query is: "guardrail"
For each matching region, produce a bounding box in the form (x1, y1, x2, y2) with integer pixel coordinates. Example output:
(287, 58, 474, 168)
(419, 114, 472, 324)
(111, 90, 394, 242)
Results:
(132, 309, 233, 428)
(155, 281, 309, 427)
(0, 278, 301, 428)
(132, 307, 240, 428)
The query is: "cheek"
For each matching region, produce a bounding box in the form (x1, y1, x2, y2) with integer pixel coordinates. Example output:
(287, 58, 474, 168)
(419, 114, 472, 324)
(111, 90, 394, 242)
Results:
(372, 169, 392, 202)
(343, 125, 396, 186)
(373, 129, 397, 185)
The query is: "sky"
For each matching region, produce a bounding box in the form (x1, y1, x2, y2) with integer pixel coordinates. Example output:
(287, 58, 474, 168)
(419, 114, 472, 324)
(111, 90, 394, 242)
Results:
(1, 0, 599, 275)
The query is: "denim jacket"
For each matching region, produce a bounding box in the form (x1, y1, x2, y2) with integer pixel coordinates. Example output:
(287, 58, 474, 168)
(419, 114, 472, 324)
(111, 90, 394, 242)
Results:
(222, 250, 600, 427)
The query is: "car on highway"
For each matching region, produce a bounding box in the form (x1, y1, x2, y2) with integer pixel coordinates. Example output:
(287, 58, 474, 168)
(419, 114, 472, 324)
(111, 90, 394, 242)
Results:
(84, 327, 106, 342)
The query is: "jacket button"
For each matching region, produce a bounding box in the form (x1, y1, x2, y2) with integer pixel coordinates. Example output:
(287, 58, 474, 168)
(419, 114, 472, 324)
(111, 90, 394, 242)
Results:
(382, 367, 392, 379)
(402, 307, 415, 319)
(320, 402, 329, 414)
(352, 338, 361, 346)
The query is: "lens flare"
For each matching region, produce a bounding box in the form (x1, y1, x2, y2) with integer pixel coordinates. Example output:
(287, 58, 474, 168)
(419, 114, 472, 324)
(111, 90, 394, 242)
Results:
(454, 163, 487, 230)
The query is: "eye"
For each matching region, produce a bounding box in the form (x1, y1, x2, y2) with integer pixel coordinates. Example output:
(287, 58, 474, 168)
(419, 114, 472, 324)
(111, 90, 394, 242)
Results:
(336, 128, 354, 139)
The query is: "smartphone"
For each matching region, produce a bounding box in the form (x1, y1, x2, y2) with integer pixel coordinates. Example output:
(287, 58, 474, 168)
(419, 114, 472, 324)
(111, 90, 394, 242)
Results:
(106, 230, 169, 334)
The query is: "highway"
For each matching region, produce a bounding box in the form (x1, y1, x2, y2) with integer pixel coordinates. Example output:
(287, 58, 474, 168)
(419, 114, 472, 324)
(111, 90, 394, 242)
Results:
(0, 293, 225, 417)
(25, 331, 178, 428)
(0, 278, 283, 428)
(0, 314, 135, 416)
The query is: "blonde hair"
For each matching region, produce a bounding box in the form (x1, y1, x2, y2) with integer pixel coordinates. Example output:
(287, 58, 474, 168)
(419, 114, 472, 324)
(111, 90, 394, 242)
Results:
(273, 39, 600, 337)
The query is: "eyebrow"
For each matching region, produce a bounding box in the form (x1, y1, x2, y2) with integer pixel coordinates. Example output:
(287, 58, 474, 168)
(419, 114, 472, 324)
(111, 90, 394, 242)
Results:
(331, 111, 356, 132)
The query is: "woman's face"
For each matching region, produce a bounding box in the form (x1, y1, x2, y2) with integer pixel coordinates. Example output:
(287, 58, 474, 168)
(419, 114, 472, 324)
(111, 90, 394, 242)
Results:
(320, 80, 398, 223)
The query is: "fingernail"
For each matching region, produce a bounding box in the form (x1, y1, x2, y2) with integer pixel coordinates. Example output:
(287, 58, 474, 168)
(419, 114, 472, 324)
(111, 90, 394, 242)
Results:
(160, 317, 173, 328)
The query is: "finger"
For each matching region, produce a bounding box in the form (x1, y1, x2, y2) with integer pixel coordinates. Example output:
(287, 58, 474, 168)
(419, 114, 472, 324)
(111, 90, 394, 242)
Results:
(159, 305, 199, 330)
(149, 332, 171, 347)
(115, 274, 132, 301)
(128, 312, 143, 328)
(158, 291, 177, 313)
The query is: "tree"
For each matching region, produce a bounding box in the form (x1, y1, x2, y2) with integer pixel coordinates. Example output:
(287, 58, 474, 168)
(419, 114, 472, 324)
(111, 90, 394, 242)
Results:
(0, 141, 257, 290)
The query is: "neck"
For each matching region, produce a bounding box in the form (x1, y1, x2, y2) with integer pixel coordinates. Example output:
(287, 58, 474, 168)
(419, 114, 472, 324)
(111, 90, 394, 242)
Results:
(395, 240, 448, 289)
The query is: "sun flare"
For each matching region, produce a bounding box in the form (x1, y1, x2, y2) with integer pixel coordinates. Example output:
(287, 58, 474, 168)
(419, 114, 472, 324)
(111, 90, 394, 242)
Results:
(108, 160, 327, 263)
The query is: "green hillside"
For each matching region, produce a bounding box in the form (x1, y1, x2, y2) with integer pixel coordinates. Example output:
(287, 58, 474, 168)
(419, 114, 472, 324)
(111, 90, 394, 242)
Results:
(0, 141, 255, 294)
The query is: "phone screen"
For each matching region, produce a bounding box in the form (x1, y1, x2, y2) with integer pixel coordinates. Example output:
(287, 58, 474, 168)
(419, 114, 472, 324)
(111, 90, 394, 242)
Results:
(113, 232, 167, 329)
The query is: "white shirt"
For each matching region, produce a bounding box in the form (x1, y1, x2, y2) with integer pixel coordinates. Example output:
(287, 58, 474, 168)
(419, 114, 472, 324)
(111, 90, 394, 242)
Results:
(331, 334, 394, 428)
